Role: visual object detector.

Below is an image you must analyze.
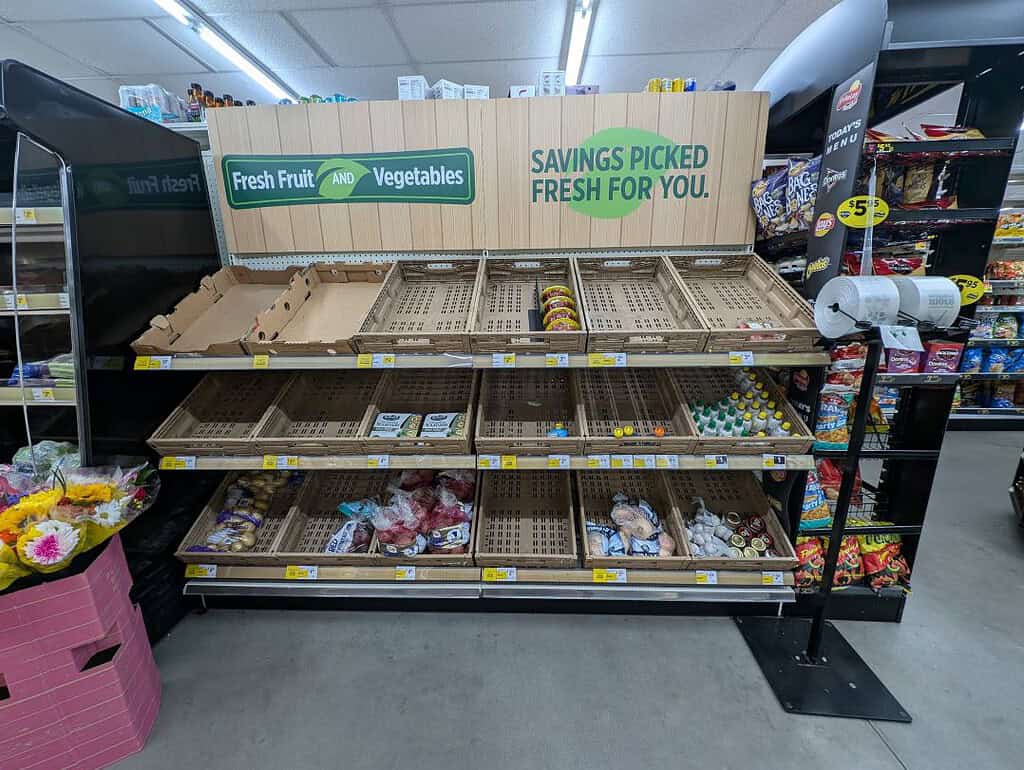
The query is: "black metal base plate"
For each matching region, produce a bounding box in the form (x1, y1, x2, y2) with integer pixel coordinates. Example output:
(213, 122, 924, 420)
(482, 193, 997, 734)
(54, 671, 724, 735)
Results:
(735, 616, 912, 722)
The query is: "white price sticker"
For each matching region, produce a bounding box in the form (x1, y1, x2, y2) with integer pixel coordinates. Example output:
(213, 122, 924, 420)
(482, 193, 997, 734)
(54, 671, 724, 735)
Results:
(592, 568, 627, 583)
(704, 454, 729, 469)
(58, 292, 70, 309)
(482, 567, 518, 582)
(263, 455, 299, 470)
(2, 293, 13, 310)
(610, 455, 634, 469)
(366, 455, 390, 469)
(762, 571, 785, 586)
(586, 455, 610, 469)
(149, 355, 172, 370)
(492, 352, 516, 368)
(184, 564, 217, 578)
(696, 570, 718, 585)
(284, 565, 318, 580)
(632, 454, 655, 469)
(588, 352, 628, 368)
(395, 565, 417, 581)
(547, 454, 570, 469)
(762, 454, 787, 470)
(31, 387, 55, 402)
(15, 208, 36, 224)
(373, 353, 396, 368)
(477, 454, 500, 469)
(728, 351, 755, 366)
(545, 352, 569, 368)
(655, 454, 679, 469)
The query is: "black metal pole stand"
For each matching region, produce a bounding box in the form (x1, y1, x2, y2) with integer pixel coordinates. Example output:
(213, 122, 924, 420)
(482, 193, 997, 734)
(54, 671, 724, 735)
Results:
(735, 334, 912, 722)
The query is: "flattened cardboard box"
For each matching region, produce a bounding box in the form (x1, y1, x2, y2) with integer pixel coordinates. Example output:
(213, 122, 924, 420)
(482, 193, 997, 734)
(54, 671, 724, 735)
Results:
(132, 266, 298, 355)
(244, 263, 392, 355)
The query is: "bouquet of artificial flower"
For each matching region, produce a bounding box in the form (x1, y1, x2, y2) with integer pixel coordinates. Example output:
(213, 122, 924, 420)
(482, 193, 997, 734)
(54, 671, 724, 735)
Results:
(0, 464, 159, 591)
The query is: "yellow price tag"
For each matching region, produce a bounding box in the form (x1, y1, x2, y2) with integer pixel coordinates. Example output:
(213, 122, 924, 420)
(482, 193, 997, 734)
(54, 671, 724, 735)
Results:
(592, 568, 627, 583)
(356, 353, 373, 368)
(184, 564, 217, 578)
(284, 565, 318, 580)
(761, 571, 784, 586)
(263, 455, 298, 469)
(695, 570, 718, 585)
(588, 352, 627, 368)
(876, 142, 894, 153)
(16, 208, 36, 224)
(133, 356, 151, 371)
(252, 354, 270, 369)
(394, 565, 416, 581)
(500, 455, 517, 470)
(159, 456, 195, 470)
(15, 294, 28, 308)
(482, 567, 517, 582)
(837, 195, 889, 228)
(949, 274, 985, 306)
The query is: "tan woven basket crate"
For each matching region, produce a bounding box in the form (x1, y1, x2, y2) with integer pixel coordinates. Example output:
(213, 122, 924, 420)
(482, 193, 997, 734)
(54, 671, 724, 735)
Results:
(272, 471, 392, 566)
(252, 371, 383, 455)
(576, 470, 691, 569)
(354, 260, 481, 353)
(473, 471, 578, 568)
(148, 372, 292, 456)
(468, 257, 585, 353)
(664, 368, 813, 454)
(576, 369, 695, 454)
(361, 370, 479, 455)
(665, 470, 798, 571)
(574, 255, 708, 353)
(667, 253, 818, 353)
(474, 370, 585, 455)
(175, 471, 304, 565)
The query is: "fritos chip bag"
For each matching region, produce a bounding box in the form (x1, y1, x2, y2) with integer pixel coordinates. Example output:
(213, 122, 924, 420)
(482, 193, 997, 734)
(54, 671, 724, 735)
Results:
(794, 537, 825, 588)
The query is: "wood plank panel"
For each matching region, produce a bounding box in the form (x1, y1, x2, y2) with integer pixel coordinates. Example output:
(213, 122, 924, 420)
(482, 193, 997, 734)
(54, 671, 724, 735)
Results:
(714, 91, 765, 246)
(682, 93, 728, 246)
(434, 100, 474, 249)
(559, 95, 595, 248)
(495, 98, 530, 249)
(306, 103, 353, 251)
(619, 93, 660, 247)
(246, 105, 295, 253)
(650, 93, 695, 246)
(369, 101, 413, 251)
(276, 105, 325, 253)
(588, 93, 628, 248)
(209, 108, 264, 254)
(339, 102, 382, 251)
(401, 100, 445, 250)
(528, 97, 562, 249)
(744, 92, 769, 245)
(467, 99, 499, 249)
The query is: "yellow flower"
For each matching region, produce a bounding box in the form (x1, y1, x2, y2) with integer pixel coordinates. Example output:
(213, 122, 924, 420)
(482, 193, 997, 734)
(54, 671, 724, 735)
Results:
(66, 483, 114, 505)
(0, 488, 63, 532)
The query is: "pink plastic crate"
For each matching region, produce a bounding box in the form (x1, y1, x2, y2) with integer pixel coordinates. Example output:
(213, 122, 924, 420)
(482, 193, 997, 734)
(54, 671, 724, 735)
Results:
(0, 537, 161, 770)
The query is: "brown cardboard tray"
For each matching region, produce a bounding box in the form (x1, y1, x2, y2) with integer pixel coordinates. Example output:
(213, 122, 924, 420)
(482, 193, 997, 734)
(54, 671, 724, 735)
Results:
(474, 370, 585, 456)
(576, 470, 691, 569)
(244, 263, 391, 355)
(667, 253, 818, 353)
(354, 260, 481, 353)
(665, 470, 798, 571)
(468, 257, 585, 353)
(664, 368, 814, 454)
(175, 471, 304, 565)
(252, 371, 384, 454)
(361, 370, 479, 455)
(148, 372, 292, 456)
(575, 369, 696, 454)
(132, 266, 298, 356)
(473, 471, 578, 568)
(574, 255, 708, 353)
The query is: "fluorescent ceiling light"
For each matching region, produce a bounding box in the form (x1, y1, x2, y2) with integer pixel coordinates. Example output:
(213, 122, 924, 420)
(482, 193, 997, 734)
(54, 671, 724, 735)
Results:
(151, 0, 296, 102)
(153, 0, 191, 26)
(565, 0, 596, 87)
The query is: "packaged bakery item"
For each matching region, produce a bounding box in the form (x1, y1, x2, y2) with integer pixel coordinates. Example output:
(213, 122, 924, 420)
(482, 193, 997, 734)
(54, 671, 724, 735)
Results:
(786, 155, 820, 232)
(370, 412, 422, 438)
(799, 468, 832, 530)
(922, 341, 963, 373)
(541, 295, 576, 314)
(545, 318, 582, 331)
(540, 285, 573, 303)
(419, 412, 466, 438)
(542, 307, 579, 327)
(750, 168, 787, 238)
(814, 390, 853, 450)
(856, 529, 911, 590)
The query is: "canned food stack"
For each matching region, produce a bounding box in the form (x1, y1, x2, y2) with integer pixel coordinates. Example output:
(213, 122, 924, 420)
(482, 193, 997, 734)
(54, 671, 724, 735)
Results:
(686, 496, 778, 559)
(688, 368, 794, 438)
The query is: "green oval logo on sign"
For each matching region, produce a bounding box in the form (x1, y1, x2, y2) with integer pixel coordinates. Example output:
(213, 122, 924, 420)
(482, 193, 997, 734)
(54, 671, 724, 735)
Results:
(316, 158, 369, 200)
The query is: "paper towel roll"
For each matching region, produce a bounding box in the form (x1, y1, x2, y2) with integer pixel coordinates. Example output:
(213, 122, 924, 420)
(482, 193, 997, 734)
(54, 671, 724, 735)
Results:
(889, 276, 960, 328)
(815, 276, 900, 338)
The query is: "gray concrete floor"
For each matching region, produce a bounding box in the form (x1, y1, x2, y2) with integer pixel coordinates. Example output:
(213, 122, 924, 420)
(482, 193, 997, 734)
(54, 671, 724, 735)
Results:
(120, 431, 1024, 770)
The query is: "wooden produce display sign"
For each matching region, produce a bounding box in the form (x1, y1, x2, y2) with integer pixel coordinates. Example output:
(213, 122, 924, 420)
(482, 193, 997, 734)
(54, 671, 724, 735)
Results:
(208, 93, 767, 255)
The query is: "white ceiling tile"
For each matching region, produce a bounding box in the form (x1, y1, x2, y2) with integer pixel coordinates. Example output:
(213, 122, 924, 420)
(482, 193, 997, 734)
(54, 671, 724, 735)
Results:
(20, 20, 208, 75)
(215, 13, 327, 70)
(0, 0, 151, 22)
(422, 58, 559, 97)
(148, 17, 237, 72)
(718, 48, 783, 91)
(0, 26, 101, 77)
(195, 0, 369, 12)
(279, 66, 412, 101)
(290, 8, 408, 67)
(583, 51, 735, 95)
(749, 0, 840, 48)
(589, 0, 776, 56)
(394, 0, 565, 62)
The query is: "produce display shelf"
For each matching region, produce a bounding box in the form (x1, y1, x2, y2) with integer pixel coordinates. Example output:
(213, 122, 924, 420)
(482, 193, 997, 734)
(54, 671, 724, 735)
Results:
(862, 137, 1017, 158)
(965, 338, 1024, 347)
(959, 372, 1024, 381)
(133, 351, 830, 371)
(0, 386, 76, 406)
(157, 453, 816, 472)
(875, 372, 959, 385)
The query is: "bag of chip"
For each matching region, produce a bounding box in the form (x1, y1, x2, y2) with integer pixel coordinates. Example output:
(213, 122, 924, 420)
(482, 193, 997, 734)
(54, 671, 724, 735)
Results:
(991, 381, 1016, 409)
(993, 313, 1019, 340)
(815, 457, 863, 506)
(786, 155, 820, 232)
(960, 347, 983, 373)
(971, 315, 994, 339)
(885, 348, 922, 373)
(799, 468, 832, 531)
(814, 390, 853, 450)
(827, 535, 864, 588)
(922, 340, 963, 373)
(983, 347, 1010, 373)
(750, 168, 788, 239)
(856, 529, 911, 590)
(794, 537, 825, 588)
